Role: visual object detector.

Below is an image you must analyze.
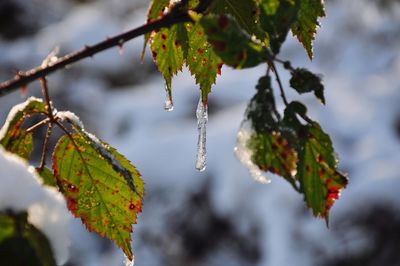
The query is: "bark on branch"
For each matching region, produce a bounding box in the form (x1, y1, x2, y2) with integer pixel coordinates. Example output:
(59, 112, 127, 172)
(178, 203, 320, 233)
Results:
(0, 12, 191, 97)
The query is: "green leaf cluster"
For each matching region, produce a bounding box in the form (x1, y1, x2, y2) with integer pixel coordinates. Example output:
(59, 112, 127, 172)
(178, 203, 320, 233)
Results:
(245, 75, 347, 222)
(143, 0, 345, 223)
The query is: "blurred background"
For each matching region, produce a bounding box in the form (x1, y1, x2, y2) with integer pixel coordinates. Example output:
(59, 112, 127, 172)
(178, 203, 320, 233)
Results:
(0, 0, 400, 265)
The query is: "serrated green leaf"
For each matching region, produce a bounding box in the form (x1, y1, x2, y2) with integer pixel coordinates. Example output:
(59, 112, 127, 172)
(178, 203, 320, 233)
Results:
(248, 131, 298, 184)
(36, 167, 58, 188)
(210, 0, 266, 41)
(245, 75, 298, 187)
(259, 0, 300, 54)
(0, 97, 46, 160)
(0, 212, 56, 266)
(297, 122, 347, 223)
(150, 24, 186, 99)
(290, 68, 325, 104)
(142, 0, 170, 59)
(291, 0, 325, 59)
(52, 134, 144, 260)
(185, 22, 223, 102)
(200, 14, 267, 69)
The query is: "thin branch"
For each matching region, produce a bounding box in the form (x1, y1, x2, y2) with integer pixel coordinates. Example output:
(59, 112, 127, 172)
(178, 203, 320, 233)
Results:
(26, 117, 51, 133)
(38, 124, 53, 170)
(274, 57, 295, 71)
(270, 61, 289, 106)
(0, 12, 192, 97)
(40, 78, 55, 121)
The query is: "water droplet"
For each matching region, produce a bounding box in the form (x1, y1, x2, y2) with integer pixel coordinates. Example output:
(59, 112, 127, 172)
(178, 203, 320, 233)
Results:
(195, 97, 208, 171)
(164, 87, 174, 111)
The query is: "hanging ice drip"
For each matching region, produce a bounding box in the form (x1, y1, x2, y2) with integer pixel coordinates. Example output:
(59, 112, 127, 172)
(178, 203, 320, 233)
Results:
(195, 96, 208, 171)
(164, 85, 174, 111)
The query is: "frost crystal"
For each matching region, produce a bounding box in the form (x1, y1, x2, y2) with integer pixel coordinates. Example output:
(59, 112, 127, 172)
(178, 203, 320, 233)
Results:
(41, 46, 59, 68)
(55, 111, 84, 129)
(234, 121, 271, 184)
(195, 97, 208, 172)
(164, 87, 174, 111)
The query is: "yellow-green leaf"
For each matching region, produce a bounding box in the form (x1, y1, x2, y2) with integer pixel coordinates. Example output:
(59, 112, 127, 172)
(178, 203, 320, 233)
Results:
(142, 0, 170, 59)
(150, 24, 186, 100)
(36, 167, 58, 188)
(248, 131, 298, 183)
(297, 122, 347, 224)
(52, 134, 144, 260)
(0, 97, 46, 160)
(291, 0, 325, 59)
(185, 22, 223, 103)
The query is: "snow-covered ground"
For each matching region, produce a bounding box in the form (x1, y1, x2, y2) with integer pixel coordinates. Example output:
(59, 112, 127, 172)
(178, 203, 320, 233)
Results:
(1, 0, 400, 265)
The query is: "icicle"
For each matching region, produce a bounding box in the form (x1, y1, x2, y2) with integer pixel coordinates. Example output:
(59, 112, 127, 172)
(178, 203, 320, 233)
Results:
(164, 86, 174, 111)
(234, 120, 271, 184)
(195, 97, 208, 171)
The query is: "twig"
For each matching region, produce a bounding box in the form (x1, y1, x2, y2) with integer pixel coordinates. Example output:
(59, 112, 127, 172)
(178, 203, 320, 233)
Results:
(274, 57, 295, 71)
(26, 117, 51, 133)
(0, 12, 192, 97)
(270, 61, 289, 106)
(40, 78, 55, 120)
(38, 124, 53, 170)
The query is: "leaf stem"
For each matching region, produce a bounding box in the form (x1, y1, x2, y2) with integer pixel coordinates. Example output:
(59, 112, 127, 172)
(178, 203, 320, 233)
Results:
(271, 61, 289, 106)
(40, 78, 55, 121)
(38, 123, 53, 170)
(26, 117, 51, 133)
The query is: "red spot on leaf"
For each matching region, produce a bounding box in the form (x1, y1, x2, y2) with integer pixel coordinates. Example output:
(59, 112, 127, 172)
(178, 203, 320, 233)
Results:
(197, 48, 204, 54)
(67, 198, 78, 214)
(68, 184, 79, 193)
(217, 63, 223, 75)
(269, 166, 277, 173)
(162, 44, 166, 50)
(218, 15, 229, 29)
(206, 27, 218, 35)
(306, 165, 311, 173)
(129, 201, 142, 213)
(237, 51, 245, 61)
(319, 169, 325, 177)
(209, 40, 226, 52)
(161, 34, 167, 40)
